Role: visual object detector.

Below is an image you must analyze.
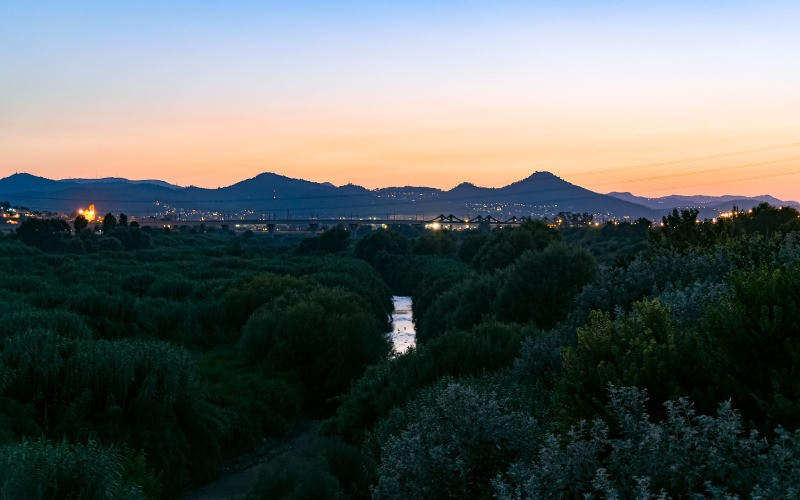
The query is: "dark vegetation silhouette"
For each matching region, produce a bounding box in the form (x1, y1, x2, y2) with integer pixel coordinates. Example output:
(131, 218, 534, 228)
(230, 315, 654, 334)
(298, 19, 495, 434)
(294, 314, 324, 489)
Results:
(0, 204, 799, 498)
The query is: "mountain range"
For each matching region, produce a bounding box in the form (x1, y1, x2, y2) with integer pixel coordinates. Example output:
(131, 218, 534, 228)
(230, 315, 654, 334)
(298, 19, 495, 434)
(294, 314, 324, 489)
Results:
(0, 171, 796, 221)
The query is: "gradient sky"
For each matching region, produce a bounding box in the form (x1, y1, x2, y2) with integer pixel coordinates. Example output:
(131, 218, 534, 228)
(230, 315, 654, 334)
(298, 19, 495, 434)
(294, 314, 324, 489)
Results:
(2, 1, 799, 199)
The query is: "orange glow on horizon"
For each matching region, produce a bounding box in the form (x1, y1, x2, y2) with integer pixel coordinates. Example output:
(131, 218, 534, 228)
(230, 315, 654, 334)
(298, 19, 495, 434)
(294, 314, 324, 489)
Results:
(3, 1, 799, 202)
(3, 101, 799, 201)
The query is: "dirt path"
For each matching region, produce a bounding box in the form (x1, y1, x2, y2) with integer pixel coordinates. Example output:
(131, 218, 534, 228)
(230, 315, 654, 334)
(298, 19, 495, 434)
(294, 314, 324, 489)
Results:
(182, 423, 319, 500)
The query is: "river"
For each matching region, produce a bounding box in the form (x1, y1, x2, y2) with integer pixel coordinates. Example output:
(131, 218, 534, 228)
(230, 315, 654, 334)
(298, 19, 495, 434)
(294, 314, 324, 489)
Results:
(390, 296, 415, 354)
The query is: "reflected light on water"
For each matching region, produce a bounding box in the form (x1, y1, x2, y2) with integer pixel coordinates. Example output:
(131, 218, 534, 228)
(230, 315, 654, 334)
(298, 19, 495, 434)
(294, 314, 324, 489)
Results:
(390, 296, 415, 355)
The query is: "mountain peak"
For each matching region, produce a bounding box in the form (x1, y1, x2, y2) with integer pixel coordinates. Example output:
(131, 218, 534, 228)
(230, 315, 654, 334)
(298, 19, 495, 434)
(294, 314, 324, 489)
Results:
(2, 172, 47, 182)
(0, 172, 72, 193)
(502, 171, 571, 192)
(522, 171, 561, 182)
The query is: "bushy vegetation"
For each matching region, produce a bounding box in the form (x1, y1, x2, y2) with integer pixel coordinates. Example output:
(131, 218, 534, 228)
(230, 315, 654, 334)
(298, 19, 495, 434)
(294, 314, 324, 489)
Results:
(313, 204, 800, 499)
(0, 225, 391, 496)
(4, 204, 800, 498)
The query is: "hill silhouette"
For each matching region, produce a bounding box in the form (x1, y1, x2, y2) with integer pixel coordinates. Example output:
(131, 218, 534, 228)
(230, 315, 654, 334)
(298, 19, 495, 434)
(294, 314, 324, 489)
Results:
(0, 170, 794, 220)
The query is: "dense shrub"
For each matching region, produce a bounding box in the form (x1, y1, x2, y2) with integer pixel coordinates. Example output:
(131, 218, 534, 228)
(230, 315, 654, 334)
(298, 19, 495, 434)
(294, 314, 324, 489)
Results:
(701, 264, 800, 431)
(0, 440, 156, 499)
(240, 286, 391, 412)
(412, 229, 456, 256)
(494, 242, 598, 328)
(354, 229, 409, 264)
(333, 322, 530, 439)
(557, 300, 709, 422)
(471, 220, 560, 273)
(496, 386, 800, 498)
(373, 382, 538, 499)
(297, 226, 351, 255)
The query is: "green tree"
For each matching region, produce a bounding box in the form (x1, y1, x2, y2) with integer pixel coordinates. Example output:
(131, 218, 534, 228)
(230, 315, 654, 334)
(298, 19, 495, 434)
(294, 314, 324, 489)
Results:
(73, 214, 88, 233)
(101, 213, 117, 233)
(239, 286, 391, 412)
(354, 229, 409, 264)
(374, 382, 537, 499)
(494, 242, 598, 327)
(472, 220, 561, 272)
(412, 230, 456, 256)
(496, 386, 800, 498)
(458, 231, 489, 264)
(702, 264, 800, 431)
(557, 300, 706, 422)
(16, 218, 71, 250)
(298, 226, 350, 255)
(653, 208, 709, 249)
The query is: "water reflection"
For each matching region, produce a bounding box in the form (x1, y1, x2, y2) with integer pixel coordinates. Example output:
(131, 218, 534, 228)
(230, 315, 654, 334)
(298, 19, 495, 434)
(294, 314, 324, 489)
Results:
(390, 296, 415, 354)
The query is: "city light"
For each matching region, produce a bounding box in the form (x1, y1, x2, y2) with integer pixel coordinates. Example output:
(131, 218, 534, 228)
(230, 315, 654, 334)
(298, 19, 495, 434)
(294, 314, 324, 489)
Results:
(77, 203, 97, 222)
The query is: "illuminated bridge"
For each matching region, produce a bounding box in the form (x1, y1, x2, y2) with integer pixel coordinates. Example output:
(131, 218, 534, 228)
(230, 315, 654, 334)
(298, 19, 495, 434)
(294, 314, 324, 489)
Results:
(134, 214, 533, 232)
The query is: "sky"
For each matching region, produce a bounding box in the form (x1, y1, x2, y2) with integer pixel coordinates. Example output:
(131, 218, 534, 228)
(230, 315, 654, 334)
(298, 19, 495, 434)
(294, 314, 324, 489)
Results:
(1, 1, 799, 199)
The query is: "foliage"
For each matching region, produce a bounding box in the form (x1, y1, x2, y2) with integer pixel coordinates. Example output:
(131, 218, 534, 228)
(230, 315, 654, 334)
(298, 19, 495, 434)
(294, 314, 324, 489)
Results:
(0, 232, 396, 495)
(248, 433, 367, 500)
(557, 300, 709, 422)
(223, 273, 311, 329)
(240, 286, 391, 413)
(297, 225, 350, 255)
(0, 439, 155, 499)
(411, 229, 456, 256)
(494, 242, 598, 328)
(471, 220, 561, 272)
(373, 382, 538, 499)
(353, 229, 409, 264)
(3, 206, 800, 497)
(16, 218, 71, 250)
(102, 213, 118, 233)
(73, 214, 89, 233)
(701, 264, 800, 431)
(457, 231, 489, 264)
(416, 274, 497, 342)
(495, 386, 800, 498)
(333, 321, 530, 439)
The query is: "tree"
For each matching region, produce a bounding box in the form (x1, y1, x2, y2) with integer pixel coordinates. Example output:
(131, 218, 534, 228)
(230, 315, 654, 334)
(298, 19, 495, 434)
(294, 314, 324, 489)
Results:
(702, 264, 800, 431)
(73, 215, 88, 233)
(654, 208, 706, 248)
(16, 218, 71, 250)
(412, 230, 456, 256)
(472, 220, 561, 273)
(118, 213, 128, 228)
(458, 232, 489, 264)
(557, 300, 707, 422)
(298, 226, 350, 255)
(239, 286, 391, 412)
(374, 383, 537, 499)
(101, 213, 117, 233)
(494, 242, 598, 327)
(354, 229, 409, 264)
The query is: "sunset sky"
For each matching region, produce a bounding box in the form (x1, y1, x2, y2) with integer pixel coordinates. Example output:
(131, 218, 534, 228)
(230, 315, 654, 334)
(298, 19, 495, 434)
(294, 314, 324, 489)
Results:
(2, 1, 799, 199)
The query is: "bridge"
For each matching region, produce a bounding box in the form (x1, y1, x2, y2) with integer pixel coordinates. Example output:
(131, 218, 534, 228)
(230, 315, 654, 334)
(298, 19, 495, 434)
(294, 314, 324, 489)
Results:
(133, 214, 533, 233)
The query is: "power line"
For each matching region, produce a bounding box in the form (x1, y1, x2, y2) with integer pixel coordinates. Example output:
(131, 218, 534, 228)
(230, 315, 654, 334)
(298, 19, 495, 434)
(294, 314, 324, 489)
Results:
(587, 156, 800, 187)
(576, 141, 800, 176)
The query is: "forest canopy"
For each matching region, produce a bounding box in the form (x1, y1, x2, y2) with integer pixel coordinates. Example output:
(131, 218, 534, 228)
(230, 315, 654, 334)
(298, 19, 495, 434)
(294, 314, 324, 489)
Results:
(1, 204, 799, 498)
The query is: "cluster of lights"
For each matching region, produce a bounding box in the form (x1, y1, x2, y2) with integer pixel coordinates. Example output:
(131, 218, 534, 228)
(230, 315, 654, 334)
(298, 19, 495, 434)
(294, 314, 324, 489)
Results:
(77, 203, 96, 222)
